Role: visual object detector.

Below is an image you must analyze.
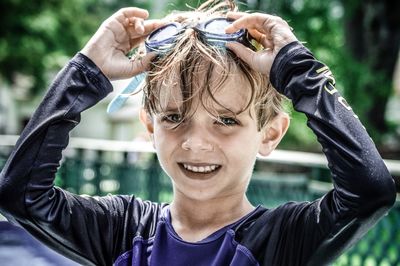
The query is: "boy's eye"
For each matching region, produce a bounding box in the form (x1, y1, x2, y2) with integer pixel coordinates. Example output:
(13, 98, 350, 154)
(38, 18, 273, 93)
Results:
(161, 113, 182, 123)
(216, 117, 239, 126)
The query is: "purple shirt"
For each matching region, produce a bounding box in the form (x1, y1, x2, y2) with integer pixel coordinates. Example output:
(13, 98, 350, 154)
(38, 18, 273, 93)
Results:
(115, 206, 260, 266)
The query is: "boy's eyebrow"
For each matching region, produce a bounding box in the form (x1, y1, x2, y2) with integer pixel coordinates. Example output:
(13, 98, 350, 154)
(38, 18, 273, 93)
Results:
(213, 106, 245, 116)
(162, 105, 182, 113)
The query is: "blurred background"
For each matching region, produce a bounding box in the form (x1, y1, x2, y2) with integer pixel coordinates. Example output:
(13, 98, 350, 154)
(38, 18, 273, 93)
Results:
(0, 0, 399, 265)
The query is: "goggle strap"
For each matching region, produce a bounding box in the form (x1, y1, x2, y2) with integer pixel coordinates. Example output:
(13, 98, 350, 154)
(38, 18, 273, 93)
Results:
(107, 73, 147, 114)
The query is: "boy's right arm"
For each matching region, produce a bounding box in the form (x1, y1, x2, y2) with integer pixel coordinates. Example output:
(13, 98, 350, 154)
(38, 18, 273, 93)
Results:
(0, 8, 165, 265)
(0, 52, 119, 265)
(0, 51, 164, 266)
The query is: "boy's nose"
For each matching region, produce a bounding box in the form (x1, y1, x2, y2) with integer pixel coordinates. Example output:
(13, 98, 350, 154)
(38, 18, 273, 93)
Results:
(181, 137, 214, 152)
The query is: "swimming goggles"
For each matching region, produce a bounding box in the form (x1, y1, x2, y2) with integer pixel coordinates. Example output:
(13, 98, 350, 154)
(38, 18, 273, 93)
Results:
(107, 17, 254, 113)
(145, 17, 255, 53)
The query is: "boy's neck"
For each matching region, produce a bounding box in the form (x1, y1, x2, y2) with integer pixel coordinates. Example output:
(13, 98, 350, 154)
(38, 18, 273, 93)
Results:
(169, 192, 254, 242)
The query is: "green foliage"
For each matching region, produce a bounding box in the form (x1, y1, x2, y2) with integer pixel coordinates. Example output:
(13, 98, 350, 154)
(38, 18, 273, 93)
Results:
(1, 0, 86, 94)
(0, 0, 150, 96)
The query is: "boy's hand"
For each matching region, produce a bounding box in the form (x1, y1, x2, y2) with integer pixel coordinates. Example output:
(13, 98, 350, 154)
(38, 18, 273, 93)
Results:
(225, 12, 297, 77)
(81, 7, 164, 80)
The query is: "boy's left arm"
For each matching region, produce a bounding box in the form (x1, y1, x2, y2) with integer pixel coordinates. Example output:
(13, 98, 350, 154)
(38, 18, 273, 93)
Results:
(270, 41, 397, 264)
(226, 12, 396, 264)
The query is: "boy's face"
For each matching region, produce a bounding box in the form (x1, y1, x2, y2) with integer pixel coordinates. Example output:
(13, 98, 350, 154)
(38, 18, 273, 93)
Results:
(143, 65, 285, 201)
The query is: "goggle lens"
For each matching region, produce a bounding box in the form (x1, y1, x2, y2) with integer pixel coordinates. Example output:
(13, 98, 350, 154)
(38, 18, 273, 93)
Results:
(203, 19, 230, 35)
(148, 23, 180, 43)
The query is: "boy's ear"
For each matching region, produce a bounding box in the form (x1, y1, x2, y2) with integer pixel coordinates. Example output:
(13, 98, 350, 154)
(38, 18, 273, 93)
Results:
(258, 113, 290, 157)
(139, 108, 154, 134)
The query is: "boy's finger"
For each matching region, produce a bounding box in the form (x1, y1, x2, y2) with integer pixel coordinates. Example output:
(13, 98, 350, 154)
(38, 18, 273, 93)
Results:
(226, 11, 248, 20)
(115, 7, 149, 27)
(225, 12, 248, 33)
(248, 29, 274, 49)
(248, 29, 263, 42)
(134, 18, 145, 34)
(142, 19, 167, 35)
(225, 42, 254, 67)
(120, 7, 149, 20)
(225, 13, 278, 35)
(127, 19, 166, 39)
(129, 51, 157, 76)
(126, 17, 144, 35)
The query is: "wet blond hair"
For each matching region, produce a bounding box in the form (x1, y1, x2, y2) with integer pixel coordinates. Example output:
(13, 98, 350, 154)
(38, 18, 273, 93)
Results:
(142, 0, 285, 131)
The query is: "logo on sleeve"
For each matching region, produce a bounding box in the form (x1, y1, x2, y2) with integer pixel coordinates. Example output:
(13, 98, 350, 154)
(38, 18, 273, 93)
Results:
(316, 66, 360, 121)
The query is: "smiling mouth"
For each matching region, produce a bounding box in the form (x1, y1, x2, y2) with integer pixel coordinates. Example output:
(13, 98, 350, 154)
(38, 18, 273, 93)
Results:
(179, 163, 221, 174)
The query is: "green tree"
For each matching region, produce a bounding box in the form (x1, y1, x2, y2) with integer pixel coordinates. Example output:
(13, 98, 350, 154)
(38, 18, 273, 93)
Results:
(340, 0, 400, 142)
(0, 0, 150, 97)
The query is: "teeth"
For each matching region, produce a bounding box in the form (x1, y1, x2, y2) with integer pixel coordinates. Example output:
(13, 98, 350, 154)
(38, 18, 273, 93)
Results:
(182, 164, 219, 173)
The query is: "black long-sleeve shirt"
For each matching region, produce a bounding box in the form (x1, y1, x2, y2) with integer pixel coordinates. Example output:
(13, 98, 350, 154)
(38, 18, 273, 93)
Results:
(0, 42, 396, 266)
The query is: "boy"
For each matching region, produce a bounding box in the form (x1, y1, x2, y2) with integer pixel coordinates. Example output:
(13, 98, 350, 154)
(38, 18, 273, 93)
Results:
(0, 0, 396, 265)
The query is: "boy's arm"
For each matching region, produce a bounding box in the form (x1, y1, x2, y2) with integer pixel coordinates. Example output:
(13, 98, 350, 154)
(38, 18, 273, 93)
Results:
(270, 41, 396, 263)
(0, 53, 137, 266)
(0, 8, 165, 265)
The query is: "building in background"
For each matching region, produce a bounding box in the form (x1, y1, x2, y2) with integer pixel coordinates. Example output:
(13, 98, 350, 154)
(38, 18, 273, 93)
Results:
(0, 77, 146, 141)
